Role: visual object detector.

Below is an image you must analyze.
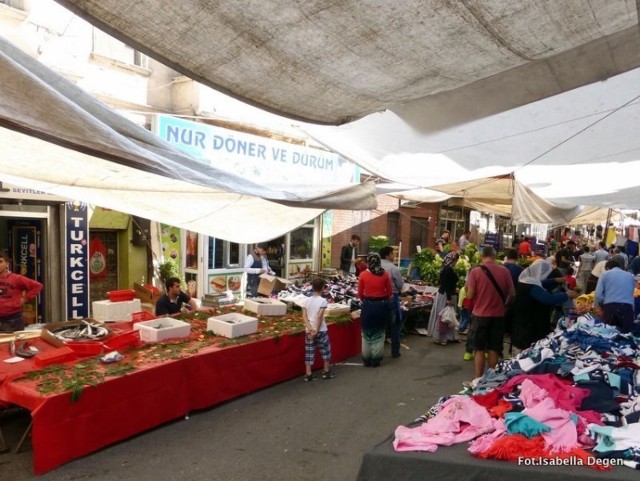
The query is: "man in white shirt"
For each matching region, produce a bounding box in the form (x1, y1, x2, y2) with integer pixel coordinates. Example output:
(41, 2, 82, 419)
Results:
(458, 230, 471, 252)
(244, 244, 275, 297)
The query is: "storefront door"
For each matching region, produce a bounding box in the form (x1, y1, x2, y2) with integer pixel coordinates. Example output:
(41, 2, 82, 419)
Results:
(88, 230, 119, 304)
(0, 207, 48, 324)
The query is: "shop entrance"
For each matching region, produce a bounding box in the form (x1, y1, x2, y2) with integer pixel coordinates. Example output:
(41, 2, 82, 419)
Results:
(0, 207, 48, 325)
(88, 230, 119, 305)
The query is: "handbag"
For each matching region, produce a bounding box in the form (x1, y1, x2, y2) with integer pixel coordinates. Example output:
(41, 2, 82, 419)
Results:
(438, 305, 459, 328)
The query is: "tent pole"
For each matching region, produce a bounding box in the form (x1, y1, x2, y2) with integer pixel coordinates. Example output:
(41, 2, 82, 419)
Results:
(603, 208, 613, 246)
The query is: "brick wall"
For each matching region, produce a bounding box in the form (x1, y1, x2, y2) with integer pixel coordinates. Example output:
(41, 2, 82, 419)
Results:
(327, 195, 441, 268)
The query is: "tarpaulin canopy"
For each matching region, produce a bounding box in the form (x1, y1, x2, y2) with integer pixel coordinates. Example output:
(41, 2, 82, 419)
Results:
(383, 175, 609, 225)
(54, 0, 640, 125)
(0, 36, 377, 243)
(306, 65, 640, 211)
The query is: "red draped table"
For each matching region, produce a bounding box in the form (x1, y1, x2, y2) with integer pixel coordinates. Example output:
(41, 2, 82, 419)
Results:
(0, 319, 361, 473)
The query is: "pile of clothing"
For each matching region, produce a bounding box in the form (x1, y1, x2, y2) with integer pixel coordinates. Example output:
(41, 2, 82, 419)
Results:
(394, 314, 640, 470)
(277, 276, 361, 311)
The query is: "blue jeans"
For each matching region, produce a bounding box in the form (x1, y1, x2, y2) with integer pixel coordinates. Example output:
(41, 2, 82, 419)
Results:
(458, 308, 470, 332)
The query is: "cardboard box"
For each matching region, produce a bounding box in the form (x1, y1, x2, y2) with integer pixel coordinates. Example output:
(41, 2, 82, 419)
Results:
(324, 304, 350, 317)
(207, 313, 258, 338)
(244, 298, 287, 316)
(92, 299, 141, 322)
(257, 274, 291, 297)
(133, 317, 191, 342)
(134, 282, 163, 304)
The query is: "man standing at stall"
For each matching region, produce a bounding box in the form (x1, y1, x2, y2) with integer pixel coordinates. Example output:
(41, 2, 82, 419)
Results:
(340, 235, 361, 276)
(244, 243, 275, 298)
(380, 246, 405, 358)
(465, 246, 515, 379)
(0, 251, 42, 332)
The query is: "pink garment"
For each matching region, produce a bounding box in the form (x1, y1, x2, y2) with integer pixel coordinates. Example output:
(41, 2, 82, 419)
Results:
(523, 397, 579, 452)
(468, 422, 507, 455)
(518, 379, 548, 408)
(497, 374, 590, 413)
(394, 396, 500, 452)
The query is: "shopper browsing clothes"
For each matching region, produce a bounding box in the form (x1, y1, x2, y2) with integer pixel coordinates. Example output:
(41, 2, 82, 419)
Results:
(244, 243, 275, 298)
(302, 277, 335, 382)
(358, 253, 393, 367)
(427, 252, 460, 345)
(465, 246, 515, 379)
(0, 251, 43, 332)
(511, 260, 577, 354)
(595, 258, 635, 333)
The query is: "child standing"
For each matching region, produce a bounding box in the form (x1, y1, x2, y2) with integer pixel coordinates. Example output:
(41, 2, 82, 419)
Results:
(457, 284, 471, 335)
(302, 277, 335, 382)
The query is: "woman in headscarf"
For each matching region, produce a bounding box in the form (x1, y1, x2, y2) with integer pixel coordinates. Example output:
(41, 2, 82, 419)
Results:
(511, 259, 577, 352)
(427, 252, 460, 345)
(357, 253, 393, 367)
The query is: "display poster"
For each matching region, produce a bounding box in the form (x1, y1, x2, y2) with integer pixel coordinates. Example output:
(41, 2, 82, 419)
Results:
(65, 202, 90, 319)
(160, 224, 182, 266)
(185, 272, 198, 298)
(7, 219, 44, 324)
(321, 211, 333, 269)
(185, 230, 198, 269)
(207, 272, 242, 295)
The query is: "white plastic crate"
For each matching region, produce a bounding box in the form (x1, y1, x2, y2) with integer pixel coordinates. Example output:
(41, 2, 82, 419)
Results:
(243, 298, 287, 316)
(92, 299, 141, 322)
(207, 313, 258, 338)
(133, 317, 191, 342)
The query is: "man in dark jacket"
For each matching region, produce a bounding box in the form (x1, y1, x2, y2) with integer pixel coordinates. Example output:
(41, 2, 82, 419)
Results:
(340, 235, 360, 275)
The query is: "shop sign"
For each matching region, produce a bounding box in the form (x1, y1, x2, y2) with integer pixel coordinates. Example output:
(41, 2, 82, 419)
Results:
(0, 181, 68, 202)
(154, 115, 359, 188)
(65, 202, 89, 319)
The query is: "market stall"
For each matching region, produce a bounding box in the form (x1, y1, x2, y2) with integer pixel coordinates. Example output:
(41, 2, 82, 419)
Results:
(356, 310, 640, 480)
(0, 311, 361, 474)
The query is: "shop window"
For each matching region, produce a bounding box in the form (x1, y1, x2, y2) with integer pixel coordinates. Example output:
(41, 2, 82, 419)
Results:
(290, 226, 313, 259)
(92, 28, 149, 68)
(208, 238, 242, 269)
(438, 206, 465, 241)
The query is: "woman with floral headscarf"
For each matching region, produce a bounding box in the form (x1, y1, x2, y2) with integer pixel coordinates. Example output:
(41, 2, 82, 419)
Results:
(357, 253, 393, 367)
(511, 259, 577, 352)
(427, 252, 460, 345)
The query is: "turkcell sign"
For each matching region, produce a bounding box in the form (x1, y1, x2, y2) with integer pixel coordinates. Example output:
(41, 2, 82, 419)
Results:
(65, 202, 89, 319)
(154, 115, 359, 188)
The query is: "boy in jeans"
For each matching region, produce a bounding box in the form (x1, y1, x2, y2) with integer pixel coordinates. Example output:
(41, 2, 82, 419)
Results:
(302, 277, 335, 382)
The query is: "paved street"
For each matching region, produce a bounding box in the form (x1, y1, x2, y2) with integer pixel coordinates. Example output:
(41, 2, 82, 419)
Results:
(1, 335, 472, 481)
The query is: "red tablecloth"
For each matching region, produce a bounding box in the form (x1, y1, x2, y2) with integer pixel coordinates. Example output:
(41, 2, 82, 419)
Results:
(0, 319, 361, 473)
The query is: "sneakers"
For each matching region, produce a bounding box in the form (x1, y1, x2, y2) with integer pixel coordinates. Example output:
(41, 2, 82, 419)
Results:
(321, 370, 336, 380)
(305, 371, 336, 381)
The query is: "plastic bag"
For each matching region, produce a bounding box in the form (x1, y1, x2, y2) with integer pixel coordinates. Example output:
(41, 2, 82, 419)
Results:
(438, 305, 459, 328)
